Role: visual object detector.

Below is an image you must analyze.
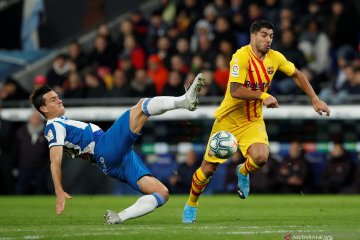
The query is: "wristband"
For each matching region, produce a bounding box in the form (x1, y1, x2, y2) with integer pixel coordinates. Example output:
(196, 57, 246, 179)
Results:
(260, 92, 271, 100)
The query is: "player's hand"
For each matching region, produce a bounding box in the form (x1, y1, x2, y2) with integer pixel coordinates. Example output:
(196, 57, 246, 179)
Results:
(55, 191, 72, 215)
(263, 95, 279, 108)
(312, 98, 330, 116)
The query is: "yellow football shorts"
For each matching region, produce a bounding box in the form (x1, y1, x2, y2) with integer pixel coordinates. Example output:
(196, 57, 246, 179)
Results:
(204, 115, 269, 164)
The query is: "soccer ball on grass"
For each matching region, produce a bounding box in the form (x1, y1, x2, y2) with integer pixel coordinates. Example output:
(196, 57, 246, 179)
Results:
(209, 131, 238, 159)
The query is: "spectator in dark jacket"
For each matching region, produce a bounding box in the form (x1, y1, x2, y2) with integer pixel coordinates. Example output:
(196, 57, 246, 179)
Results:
(277, 141, 310, 193)
(321, 142, 355, 193)
(15, 111, 49, 194)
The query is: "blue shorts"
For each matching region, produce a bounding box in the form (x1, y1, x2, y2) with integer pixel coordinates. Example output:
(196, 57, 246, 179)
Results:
(94, 110, 152, 192)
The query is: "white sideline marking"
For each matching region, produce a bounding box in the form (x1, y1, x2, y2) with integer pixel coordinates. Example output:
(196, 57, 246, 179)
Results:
(0, 225, 339, 239)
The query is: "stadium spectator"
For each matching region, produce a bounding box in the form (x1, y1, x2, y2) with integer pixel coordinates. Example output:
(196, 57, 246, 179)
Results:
(170, 54, 188, 77)
(263, 0, 281, 26)
(147, 54, 169, 95)
(120, 34, 146, 70)
(67, 40, 88, 71)
(325, 0, 358, 51)
(0, 108, 15, 194)
(88, 35, 118, 71)
(117, 18, 134, 53)
(156, 0, 177, 25)
(277, 141, 310, 193)
(129, 8, 148, 49)
(83, 68, 108, 98)
(213, 54, 229, 94)
(176, 0, 203, 33)
(197, 70, 221, 97)
(321, 143, 355, 193)
(146, 9, 168, 55)
(298, 18, 330, 80)
(202, 4, 217, 29)
(189, 54, 204, 74)
(162, 70, 185, 96)
(170, 146, 199, 194)
(130, 69, 157, 98)
(340, 64, 360, 97)
(46, 54, 70, 96)
(33, 75, 47, 90)
(0, 78, 29, 102)
(190, 19, 214, 53)
(117, 52, 135, 81)
(213, 16, 236, 51)
(194, 34, 217, 70)
(63, 71, 84, 99)
(156, 36, 173, 69)
(213, 0, 230, 17)
(175, 37, 193, 67)
(271, 29, 307, 95)
(107, 69, 131, 98)
(218, 38, 235, 63)
(14, 111, 49, 194)
(29, 73, 204, 223)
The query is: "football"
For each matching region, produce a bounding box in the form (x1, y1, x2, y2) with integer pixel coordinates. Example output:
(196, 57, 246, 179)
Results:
(209, 131, 238, 159)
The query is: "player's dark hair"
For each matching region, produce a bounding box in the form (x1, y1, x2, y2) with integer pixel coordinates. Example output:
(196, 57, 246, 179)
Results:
(30, 85, 53, 117)
(250, 19, 274, 34)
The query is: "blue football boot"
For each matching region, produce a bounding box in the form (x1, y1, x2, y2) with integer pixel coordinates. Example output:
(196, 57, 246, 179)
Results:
(182, 204, 197, 223)
(236, 164, 250, 199)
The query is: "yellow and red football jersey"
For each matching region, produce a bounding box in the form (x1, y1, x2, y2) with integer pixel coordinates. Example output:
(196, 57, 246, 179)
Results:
(214, 44, 295, 124)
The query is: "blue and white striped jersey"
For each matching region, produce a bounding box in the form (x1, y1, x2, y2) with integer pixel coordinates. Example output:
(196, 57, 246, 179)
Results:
(44, 116, 103, 156)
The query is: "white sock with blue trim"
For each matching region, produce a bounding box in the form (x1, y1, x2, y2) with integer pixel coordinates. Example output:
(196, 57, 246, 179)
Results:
(141, 96, 186, 116)
(117, 193, 166, 222)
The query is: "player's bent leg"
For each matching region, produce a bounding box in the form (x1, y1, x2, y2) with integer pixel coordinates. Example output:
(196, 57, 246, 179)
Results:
(129, 99, 150, 134)
(105, 176, 168, 225)
(183, 160, 218, 223)
(237, 143, 270, 199)
(236, 164, 250, 199)
(139, 73, 205, 117)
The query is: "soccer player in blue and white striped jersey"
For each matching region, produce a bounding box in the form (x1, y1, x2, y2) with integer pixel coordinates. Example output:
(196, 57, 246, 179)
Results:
(30, 73, 205, 224)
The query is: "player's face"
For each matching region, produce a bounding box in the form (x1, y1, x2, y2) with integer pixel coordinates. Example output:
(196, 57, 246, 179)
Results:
(41, 91, 65, 119)
(253, 28, 273, 55)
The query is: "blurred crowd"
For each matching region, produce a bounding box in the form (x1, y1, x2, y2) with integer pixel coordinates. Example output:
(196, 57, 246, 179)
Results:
(0, 0, 359, 104)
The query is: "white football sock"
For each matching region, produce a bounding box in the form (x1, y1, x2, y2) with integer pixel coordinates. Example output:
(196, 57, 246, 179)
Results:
(117, 194, 163, 222)
(142, 96, 186, 116)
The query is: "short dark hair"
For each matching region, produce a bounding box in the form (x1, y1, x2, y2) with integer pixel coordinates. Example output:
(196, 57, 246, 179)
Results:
(30, 85, 53, 117)
(250, 19, 274, 34)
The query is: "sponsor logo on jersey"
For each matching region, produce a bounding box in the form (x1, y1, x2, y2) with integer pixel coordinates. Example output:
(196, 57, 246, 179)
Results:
(99, 157, 108, 175)
(244, 80, 269, 90)
(46, 130, 54, 142)
(231, 64, 239, 77)
(267, 66, 274, 74)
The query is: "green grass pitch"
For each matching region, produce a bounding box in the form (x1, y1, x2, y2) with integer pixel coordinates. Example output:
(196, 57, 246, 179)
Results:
(0, 195, 359, 240)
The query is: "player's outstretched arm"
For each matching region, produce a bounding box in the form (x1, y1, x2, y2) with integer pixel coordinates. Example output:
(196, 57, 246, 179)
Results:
(291, 68, 330, 116)
(230, 82, 279, 108)
(50, 146, 72, 214)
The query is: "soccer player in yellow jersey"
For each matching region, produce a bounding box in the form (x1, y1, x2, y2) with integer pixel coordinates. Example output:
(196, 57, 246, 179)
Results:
(182, 19, 330, 223)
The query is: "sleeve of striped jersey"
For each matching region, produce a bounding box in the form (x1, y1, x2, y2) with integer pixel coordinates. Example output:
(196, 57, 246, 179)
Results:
(275, 51, 295, 76)
(44, 122, 65, 148)
(228, 51, 248, 84)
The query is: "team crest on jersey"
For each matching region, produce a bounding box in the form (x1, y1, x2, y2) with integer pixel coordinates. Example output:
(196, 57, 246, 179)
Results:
(267, 66, 274, 74)
(231, 64, 239, 77)
(46, 129, 54, 142)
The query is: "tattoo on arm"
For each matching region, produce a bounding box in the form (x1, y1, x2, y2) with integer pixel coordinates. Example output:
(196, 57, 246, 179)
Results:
(230, 82, 242, 93)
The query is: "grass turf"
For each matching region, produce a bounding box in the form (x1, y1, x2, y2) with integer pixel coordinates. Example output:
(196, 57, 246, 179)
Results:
(0, 194, 359, 240)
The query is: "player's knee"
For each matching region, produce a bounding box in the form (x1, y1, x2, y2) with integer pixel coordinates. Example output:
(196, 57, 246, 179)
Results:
(252, 153, 269, 166)
(201, 161, 218, 178)
(159, 187, 169, 201)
